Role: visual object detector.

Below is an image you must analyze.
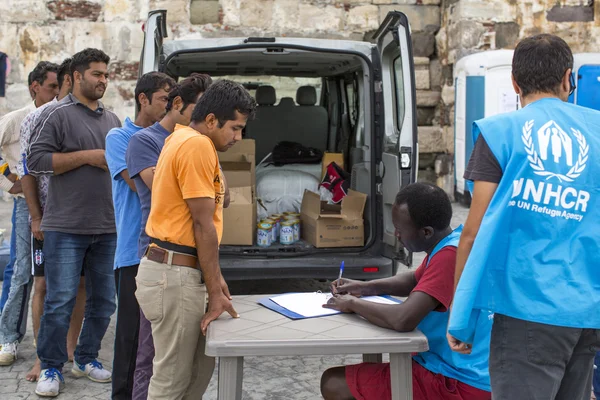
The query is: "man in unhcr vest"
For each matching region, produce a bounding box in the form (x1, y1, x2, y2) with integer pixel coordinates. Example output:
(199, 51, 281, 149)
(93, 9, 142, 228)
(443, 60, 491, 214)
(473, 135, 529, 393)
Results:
(447, 34, 600, 400)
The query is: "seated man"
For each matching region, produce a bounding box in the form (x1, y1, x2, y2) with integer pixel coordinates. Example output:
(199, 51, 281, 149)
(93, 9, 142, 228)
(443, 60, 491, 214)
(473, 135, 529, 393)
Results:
(321, 182, 492, 400)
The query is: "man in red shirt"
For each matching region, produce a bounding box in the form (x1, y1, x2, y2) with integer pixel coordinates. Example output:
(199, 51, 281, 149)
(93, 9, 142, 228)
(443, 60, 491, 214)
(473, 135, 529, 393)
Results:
(321, 182, 492, 400)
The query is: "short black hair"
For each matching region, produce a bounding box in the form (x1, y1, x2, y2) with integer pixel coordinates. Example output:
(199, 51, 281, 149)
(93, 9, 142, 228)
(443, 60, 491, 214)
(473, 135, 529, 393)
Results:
(57, 58, 72, 90)
(135, 72, 176, 112)
(29, 61, 59, 86)
(191, 79, 257, 126)
(394, 183, 452, 230)
(166, 73, 213, 113)
(512, 34, 573, 98)
(70, 48, 110, 77)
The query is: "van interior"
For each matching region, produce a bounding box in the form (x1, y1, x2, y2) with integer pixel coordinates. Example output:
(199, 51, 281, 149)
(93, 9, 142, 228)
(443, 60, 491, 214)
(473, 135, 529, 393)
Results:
(162, 44, 374, 254)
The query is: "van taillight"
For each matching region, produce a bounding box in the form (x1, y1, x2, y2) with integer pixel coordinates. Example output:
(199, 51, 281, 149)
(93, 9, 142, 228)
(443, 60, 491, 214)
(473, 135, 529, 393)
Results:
(363, 267, 379, 273)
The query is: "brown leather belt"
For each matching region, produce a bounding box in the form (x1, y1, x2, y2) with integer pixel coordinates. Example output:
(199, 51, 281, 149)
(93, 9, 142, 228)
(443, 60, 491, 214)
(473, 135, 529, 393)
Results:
(146, 246, 200, 271)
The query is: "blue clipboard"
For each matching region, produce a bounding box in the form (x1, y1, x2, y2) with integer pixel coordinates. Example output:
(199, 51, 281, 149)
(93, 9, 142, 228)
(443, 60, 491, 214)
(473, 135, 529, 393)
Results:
(258, 294, 402, 320)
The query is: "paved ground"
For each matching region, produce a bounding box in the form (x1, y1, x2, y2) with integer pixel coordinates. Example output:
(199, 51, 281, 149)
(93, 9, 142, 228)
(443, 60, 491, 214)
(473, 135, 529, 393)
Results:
(0, 199, 470, 399)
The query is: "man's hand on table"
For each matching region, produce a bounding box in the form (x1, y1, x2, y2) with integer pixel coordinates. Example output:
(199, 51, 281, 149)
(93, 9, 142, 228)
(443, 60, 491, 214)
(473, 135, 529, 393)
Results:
(331, 278, 367, 297)
(201, 290, 239, 335)
(323, 294, 356, 313)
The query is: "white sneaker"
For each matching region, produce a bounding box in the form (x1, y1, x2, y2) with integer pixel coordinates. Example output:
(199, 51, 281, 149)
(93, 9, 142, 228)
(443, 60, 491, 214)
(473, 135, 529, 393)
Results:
(71, 360, 112, 383)
(0, 341, 18, 365)
(35, 368, 64, 397)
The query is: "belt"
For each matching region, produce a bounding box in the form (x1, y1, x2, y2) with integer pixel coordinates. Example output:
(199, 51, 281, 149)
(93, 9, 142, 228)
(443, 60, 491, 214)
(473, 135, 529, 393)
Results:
(146, 246, 200, 271)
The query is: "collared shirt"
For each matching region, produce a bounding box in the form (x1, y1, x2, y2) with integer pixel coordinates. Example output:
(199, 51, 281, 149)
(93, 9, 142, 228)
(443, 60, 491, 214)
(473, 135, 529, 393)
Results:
(145, 124, 225, 248)
(17, 98, 57, 210)
(27, 93, 121, 234)
(106, 117, 143, 269)
(0, 101, 36, 196)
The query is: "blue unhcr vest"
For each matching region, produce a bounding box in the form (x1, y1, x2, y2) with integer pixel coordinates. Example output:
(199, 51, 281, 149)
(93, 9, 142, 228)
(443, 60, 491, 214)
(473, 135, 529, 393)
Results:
(449, 98, 600, 344)
(413, 226, 492, 392)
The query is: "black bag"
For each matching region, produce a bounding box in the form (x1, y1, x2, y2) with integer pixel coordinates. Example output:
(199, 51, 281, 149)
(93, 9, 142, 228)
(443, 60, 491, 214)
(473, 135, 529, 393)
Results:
(271, 141, 323, 166)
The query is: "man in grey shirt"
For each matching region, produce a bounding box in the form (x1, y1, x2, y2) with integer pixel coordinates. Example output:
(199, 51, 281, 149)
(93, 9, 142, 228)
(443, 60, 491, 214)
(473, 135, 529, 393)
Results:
(27, 48, 120, 398)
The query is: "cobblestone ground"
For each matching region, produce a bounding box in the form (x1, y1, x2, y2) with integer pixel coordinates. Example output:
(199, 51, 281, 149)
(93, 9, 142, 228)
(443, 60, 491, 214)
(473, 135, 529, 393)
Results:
(0, 202, 474, 399)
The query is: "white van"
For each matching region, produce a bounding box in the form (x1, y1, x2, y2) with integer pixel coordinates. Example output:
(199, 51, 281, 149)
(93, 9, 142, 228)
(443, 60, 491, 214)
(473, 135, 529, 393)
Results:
(140, 10, 418, 281)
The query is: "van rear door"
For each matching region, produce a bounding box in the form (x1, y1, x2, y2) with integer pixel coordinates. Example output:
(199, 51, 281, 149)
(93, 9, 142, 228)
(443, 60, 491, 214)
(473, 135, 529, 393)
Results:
(373, 12, 418, 265)
(140, 10, 168, 76)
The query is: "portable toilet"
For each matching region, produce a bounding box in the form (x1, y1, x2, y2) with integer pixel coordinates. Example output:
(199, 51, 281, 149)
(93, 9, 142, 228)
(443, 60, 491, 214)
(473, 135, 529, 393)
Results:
(568, 53, 600, 111)
(453, 50, 519, 205)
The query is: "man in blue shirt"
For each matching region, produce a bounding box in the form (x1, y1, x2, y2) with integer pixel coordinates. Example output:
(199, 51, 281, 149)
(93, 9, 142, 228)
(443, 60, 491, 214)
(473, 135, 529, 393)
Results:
(125, 73, 212, 400)
(448, 34, 600, 400)
(105, 72, 175, 400)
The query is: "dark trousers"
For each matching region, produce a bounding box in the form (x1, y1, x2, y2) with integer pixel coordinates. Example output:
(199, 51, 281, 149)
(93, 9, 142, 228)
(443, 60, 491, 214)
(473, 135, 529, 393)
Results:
(132, 309, 154, 400)
(112, 265, 140, 400)
(490, 313, 600, 400)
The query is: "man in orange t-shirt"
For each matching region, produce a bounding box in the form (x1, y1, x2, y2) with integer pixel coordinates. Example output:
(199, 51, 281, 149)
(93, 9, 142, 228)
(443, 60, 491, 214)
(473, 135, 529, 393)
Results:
(135, 80, 256, 399)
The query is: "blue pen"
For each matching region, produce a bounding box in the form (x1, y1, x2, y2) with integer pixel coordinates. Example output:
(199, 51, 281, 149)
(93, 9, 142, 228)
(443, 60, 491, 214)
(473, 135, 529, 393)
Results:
(337, 261, 345, 283)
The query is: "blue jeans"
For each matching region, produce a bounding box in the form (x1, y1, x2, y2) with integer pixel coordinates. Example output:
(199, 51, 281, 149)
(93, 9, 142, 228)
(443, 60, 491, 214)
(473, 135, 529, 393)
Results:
(0, 198, 17, 311)
(594, 352, 600, 398)
(37, 232, 117, 370)
(0, 197, 32, 343)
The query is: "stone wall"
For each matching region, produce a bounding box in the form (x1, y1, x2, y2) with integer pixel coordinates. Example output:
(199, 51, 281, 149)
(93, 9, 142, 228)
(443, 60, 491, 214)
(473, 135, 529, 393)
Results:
(0, 0, 597, 192)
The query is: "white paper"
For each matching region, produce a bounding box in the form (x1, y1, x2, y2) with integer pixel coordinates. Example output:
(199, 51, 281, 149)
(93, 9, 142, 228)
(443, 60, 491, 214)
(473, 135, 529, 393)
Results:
(270, 292, 398, 318)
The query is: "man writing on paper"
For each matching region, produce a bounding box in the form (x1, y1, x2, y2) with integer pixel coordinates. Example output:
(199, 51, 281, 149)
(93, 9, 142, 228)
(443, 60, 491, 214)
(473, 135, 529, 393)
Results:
(447, 34, 600, 400)
(320, 183, 492, 400)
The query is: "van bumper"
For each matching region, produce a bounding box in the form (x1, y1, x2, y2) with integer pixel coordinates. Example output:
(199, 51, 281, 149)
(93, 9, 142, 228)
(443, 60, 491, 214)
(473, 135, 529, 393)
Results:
(219, 254, 394, 281)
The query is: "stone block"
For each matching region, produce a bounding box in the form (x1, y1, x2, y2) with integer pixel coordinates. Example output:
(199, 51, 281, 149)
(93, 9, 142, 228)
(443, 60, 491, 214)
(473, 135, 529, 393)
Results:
(299, 4, 344, 32)
(447, 20, 486, 50)
(347, 5, 379, 31)
(0, 0, 52, 23)
(416, 90, 441, 107)
(429, 58, 442, 89)
(103, 0, 137, 22)
(373, 0, 394, 4)
(415, 66, 430, 90)
(413, 57, 430, 66)
(412, 31, 436, 57)
(495, 22, 520, 48)
(220, 0, 241, 26)
(149, 0, 189, 24)
(190, 0, 220, 25)
(378, 5, 440, 32)
(418, 126, 445, 153)
(333, 0, 368, 4)
(441, 84, 454, 106)
(240, 0, 274, 30)
(272, 0, 300, 32)
(451, 0, 516, 23)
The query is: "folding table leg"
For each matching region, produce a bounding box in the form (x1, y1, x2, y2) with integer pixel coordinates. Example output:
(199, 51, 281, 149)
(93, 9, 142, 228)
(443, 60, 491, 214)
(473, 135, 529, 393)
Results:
(362, 353, 383, 363)
(218, 356, 244, 400)
(390, 353, 412, 400)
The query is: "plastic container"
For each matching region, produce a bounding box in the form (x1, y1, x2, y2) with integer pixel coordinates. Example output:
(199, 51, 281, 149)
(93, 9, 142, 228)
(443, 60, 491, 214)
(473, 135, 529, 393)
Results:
(290, 219, 301, 243)
(262, 218, 277, 243)
(269, 216, 281, 239)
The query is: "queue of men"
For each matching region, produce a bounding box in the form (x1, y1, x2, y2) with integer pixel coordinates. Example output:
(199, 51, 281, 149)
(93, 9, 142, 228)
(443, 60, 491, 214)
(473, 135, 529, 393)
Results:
(0, 32, 597, 400)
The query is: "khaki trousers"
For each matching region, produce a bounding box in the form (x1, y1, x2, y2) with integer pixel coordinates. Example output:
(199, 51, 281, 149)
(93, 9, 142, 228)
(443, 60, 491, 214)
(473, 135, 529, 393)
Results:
(135, 257, 214, 400)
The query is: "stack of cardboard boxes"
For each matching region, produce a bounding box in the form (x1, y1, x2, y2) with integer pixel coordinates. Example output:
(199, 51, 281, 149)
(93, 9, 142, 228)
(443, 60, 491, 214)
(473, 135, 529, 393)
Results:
(218, 139, 256, 245)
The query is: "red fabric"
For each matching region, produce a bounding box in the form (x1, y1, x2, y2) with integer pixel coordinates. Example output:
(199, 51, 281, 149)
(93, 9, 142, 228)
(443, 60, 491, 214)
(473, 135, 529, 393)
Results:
(345, 360, 491, 400)
(412, 246, 457, 312)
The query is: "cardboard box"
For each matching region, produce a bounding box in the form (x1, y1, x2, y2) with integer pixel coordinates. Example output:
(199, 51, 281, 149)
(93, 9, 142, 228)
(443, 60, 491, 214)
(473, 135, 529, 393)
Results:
(220, 186, 256, 245)
(219, 139, 256, 245)
(300, 189, 367, 248)
(219, 139, 256, 187)
(321, 152, 345, 178)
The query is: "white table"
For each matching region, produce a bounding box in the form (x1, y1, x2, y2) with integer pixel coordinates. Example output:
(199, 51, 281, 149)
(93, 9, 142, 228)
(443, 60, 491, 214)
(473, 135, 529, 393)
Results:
(206, 295, 429, 400)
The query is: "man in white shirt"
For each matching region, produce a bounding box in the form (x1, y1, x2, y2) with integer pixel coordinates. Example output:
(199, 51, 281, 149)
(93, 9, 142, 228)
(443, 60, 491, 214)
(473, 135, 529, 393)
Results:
(0, 61, 59, 366)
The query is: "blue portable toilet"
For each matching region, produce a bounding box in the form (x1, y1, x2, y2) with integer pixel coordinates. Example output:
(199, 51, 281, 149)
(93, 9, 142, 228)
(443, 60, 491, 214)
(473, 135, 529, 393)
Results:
(453, 50, 519, 205)
(568, 53, 600, 111)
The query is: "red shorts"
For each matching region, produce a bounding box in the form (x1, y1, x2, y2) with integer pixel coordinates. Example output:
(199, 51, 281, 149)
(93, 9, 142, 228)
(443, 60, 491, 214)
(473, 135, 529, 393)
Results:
(345, 361, 491, 400)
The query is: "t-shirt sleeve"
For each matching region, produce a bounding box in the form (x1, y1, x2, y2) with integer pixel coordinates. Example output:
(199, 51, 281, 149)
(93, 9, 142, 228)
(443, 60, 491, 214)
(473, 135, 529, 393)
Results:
(411, 247, 457, 312)
(176, 136, 218, 200)
(105, 130, 129, 181)
(127, 134, 158, 179)
(464, 135, 503, 183)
